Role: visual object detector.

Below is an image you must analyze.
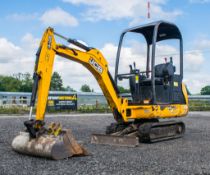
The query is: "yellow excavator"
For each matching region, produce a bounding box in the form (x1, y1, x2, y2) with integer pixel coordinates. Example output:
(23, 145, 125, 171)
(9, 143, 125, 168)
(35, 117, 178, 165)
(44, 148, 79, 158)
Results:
(12, 21, 188, 160)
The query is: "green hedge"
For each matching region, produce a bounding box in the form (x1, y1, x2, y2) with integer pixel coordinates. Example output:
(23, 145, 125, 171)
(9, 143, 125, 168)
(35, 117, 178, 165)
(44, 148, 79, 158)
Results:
(189, 100, 210, 111)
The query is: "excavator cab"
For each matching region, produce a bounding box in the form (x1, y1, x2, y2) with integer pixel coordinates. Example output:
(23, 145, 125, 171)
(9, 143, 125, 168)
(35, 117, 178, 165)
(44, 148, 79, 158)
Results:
(115, 21, 185, 105)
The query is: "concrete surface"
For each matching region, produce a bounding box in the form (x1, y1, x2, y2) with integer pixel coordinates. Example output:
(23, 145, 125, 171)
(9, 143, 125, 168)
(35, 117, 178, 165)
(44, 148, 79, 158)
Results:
(0, 112, 210, 175)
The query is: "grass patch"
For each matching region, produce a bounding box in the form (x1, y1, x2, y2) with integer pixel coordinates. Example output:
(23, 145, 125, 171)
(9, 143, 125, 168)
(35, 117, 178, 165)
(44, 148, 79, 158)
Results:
(0, 104, 111, 114)
(189, 100, 210, 111)
(0, 106, 31, 114)
(77, 104, 111, 113)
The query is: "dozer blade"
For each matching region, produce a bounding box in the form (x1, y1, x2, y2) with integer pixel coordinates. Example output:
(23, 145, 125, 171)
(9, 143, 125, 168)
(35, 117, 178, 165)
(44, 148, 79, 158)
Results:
(91, 134, 139, 147)
(12, 129, 88, 160)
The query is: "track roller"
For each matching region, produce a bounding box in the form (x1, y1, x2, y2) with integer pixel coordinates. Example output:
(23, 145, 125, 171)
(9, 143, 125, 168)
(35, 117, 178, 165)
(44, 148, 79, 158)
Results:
(138, 120, 185, 143)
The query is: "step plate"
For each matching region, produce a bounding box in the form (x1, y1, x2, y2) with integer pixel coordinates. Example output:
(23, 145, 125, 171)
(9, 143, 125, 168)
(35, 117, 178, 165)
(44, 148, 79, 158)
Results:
(91, 134, 139, 147)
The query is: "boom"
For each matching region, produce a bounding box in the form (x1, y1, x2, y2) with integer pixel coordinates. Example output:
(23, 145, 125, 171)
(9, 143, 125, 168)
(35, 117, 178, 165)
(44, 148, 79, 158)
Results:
(31, 28, 122, 122)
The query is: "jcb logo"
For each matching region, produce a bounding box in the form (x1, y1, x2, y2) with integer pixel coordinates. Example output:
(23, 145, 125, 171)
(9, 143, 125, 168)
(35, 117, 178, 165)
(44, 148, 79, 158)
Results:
(89, 58, 103, 74)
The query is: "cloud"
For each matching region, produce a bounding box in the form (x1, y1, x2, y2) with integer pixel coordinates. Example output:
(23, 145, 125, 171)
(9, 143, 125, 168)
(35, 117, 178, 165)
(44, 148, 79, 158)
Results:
(6, 13, 38, 21)
(40, 7, 78, 27)
(53, 58, 98, 91)
(0, 34, 39, 75)
(100, 43, 118, 74)
(189, 0, 210, 3)
(21, 33, 40, 51)
(184, 51, 204, 72)
(155, 45, 207, 93)
(0, 38, 22, 63)
(155, 42, 205, 73)
(184, 73, 210, 94)
(5, 7, 78, 27)
(101, 41, 148, 75)
(193, 37, 210, 50)
(63, 0, 182, 24)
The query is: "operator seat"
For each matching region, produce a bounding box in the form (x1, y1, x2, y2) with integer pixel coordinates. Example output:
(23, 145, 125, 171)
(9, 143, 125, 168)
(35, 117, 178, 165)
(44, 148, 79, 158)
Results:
(140, 61, 175, 86)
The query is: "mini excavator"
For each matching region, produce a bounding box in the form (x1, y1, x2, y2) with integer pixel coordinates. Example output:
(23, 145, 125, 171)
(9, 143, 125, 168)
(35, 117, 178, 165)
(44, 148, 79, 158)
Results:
(12, 21, 188, 160)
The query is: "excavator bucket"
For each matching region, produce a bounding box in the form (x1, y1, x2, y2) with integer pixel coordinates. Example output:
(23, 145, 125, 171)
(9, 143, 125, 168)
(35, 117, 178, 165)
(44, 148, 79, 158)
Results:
(12, 129, 88, 160)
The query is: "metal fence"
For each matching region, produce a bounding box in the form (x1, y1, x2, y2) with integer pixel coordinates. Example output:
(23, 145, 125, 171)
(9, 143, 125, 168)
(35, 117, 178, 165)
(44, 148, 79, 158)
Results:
(0, 91, 106, 107)
(188, 95, 210, 101)
(0, 91, 209, 107)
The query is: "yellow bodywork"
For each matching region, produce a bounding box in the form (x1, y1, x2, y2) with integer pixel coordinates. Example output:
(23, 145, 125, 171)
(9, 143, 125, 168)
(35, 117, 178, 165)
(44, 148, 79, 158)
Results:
(34, 28, 188, 122)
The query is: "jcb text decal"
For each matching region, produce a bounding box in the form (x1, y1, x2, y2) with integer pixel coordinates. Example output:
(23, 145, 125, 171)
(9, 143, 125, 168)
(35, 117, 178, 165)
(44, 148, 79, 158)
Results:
(89, 58, 103, 74)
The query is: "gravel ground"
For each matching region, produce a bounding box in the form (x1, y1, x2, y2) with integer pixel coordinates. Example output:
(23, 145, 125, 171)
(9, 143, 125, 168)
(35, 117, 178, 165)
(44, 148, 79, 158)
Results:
(0, 112, 210, 175)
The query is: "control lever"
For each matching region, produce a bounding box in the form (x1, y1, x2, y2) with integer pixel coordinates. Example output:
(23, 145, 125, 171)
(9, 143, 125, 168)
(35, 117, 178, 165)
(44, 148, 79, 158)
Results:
(170, 57, 173, 64)
(129, 65, 133, 72)
(133, 62, 136, 70)
(164, 57, 167, 63)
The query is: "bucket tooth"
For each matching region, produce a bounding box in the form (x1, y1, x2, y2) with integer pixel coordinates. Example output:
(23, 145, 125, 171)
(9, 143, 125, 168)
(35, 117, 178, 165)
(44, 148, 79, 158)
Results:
(62, 129, 88, 156)
(12, 129, 88, 160)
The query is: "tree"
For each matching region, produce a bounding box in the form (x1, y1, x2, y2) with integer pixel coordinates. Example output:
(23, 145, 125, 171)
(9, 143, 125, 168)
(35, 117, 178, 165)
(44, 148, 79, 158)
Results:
(201, 85, 210, 95)
(65, 85, 76, 92)
(0, 73, 33, 92)
(80, 84, 91, 92)
(0, 75, 22, 92)
(50, 72, 64, 91)
(0, 72, 74, 92)
(19, 73, 33, 92)
(117, 86, 130, 93)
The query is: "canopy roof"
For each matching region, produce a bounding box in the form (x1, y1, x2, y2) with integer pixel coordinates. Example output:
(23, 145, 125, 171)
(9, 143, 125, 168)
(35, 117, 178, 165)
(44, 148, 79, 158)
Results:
(123, 21, 182, 45)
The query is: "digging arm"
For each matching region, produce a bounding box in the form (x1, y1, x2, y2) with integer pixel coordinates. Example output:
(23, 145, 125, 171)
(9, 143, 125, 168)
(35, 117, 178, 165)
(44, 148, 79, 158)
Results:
(29, 28, 126, 123)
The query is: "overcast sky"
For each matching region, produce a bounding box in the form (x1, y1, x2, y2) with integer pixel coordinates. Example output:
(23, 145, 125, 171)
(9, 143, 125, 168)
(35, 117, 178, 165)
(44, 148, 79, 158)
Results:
(0, 0, 210, 94)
